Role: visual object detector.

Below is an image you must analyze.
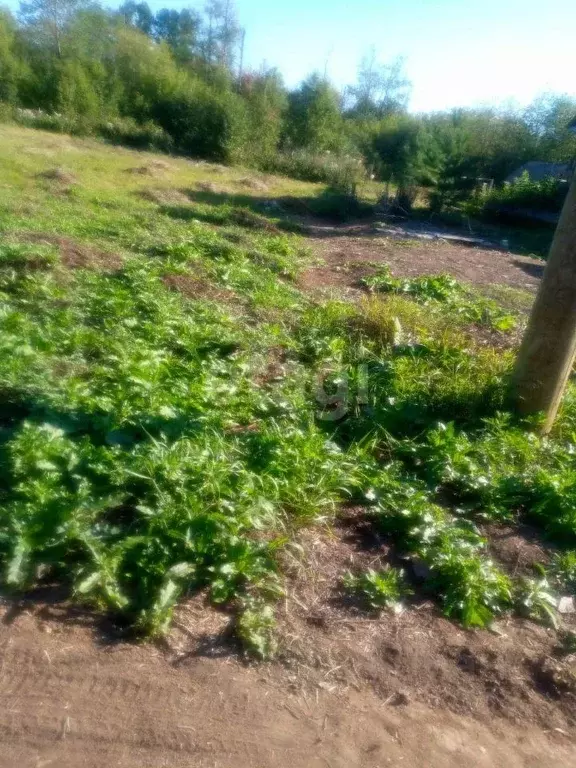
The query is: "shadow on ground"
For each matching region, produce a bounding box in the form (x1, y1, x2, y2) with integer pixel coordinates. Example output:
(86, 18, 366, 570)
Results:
(512, 258, 546, 279)
(152, 185, 553, 259)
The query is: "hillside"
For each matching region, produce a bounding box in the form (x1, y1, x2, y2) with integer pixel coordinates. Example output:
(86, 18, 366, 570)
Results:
(0, 124, 575, 767)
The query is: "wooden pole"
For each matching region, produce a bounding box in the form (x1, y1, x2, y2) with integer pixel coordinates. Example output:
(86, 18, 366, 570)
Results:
(512, 171, 576, 432)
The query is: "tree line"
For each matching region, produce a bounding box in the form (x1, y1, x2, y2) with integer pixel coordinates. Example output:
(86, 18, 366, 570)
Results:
(0, 0, 575, 210)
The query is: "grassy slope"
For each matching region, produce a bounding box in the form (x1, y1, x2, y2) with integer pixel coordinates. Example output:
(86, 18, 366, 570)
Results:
(0, 124, 575, 654)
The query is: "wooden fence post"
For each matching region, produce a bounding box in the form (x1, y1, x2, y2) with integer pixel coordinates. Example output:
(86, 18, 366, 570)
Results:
(512, 171, 576, 432)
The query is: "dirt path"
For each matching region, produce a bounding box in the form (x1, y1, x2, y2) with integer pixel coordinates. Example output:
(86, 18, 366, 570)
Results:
(0, 600, 575, 768)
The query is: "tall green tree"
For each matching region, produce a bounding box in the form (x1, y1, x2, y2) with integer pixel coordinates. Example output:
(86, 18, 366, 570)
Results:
(347, 50, 411, 119)
(240, 67, 287, 165)
(119, 1, 153, 36)
(525, 94, 576, 163)
(0, 10, 27, 103)
(153, 8, 200, 64)
(19, 0, 91, 56)
(285, 73, 344, 152)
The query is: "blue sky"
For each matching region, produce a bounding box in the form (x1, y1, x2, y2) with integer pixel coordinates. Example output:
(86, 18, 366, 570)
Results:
(225, 0, 576, 112)
(6, 0, 576, 111)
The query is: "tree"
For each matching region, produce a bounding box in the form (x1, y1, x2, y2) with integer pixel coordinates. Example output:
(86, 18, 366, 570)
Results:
(19, 0, 92, 56)
(285, 73, 344, 152)
(240, 67, 287, 165)
(202, 0, 241, 70)
(525, 94, 576, 163)
(347, 50, 411, 119)
(372, 116, 441, 187)
(0, 10, 27, 103)
(119, 1, 153, 36)
(112, 26, 186, 120)
(153, 8, 200, 64)
(56, 56, 100, 117)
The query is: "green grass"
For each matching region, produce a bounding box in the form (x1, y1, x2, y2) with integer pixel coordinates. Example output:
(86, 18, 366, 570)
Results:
(0, 123, 575, 653)
(364, 266, 517, 332)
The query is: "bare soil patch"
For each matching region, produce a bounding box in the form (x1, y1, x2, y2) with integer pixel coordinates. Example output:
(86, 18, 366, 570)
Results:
(161, 273, 239, 305)
(301, 222, 543, 301)
(1, 519, 575, 768)
(268, 516, 576, 731)
(483, 522, 554, 578)
(235, 176, 269, 192)
(140, 188, 191, 206)
(20, 232, 123, 271)
(125, 160, 170, 177)
(36, 167, 78, 186)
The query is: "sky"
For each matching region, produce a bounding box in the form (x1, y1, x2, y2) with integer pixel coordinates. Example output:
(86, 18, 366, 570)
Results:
(6, 0, 576, 112)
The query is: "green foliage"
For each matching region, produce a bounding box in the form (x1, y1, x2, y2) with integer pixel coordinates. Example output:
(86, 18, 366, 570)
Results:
(240, 69, 287, 167)
(367, 471, 513, 627)
(0, 0, 572, 196)
(284, 74, 345, 153)
(467, 170, 568, 218)
(346, 51, 410, 120)
(305, 189, 372, 222)
(153, 83, 247, 163)
(342, 567, 410, 610)
(515, 568, 559, 628)
(98, 116, 173, 151)
(0, 10, 27, 104)
(364, 266, 516, 332)
(56, 58, 102, 119)
(266, 148, 364, 189)
(549, 551, 576, 593)
(2, 91, 576, 650)
(372, 116, 443, 189)
(0, 228, 355, 637)
(236, 601, 277, 659)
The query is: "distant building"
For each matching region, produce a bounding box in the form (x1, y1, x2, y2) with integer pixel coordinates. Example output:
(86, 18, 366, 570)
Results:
(506, 161, 572, 184)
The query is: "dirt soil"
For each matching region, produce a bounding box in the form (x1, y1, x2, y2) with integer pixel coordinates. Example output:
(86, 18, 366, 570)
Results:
(1, 519, 575, 768)
(2, 224, 572, 768)
(299, 221, 544, 302)
(19, 233, 123, 271)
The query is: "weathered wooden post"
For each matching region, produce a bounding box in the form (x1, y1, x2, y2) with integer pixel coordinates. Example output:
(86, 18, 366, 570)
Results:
(512, 120, 576, 432)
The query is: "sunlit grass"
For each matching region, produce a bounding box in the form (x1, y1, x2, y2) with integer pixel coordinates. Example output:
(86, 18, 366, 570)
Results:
(0, 123, 573, 652)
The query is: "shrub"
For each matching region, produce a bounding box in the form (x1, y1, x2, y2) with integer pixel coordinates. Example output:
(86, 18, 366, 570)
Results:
(265, 149, 365, 190)
(152, 84, 248, 162)
(99, 117, 173, 152)
(466, 171, 569, 219)
(305, 188, 373, 221)
(14, 107, 93, 136)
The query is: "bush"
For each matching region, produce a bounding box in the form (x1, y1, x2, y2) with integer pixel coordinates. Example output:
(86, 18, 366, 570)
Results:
(99, 117, 173, 152)
(306, 188, 373, 221)
(13, 107, 94, 136)
(265, 149, 365, 189)
(466, 170, 569, 219)
(152, 84, 248, 163)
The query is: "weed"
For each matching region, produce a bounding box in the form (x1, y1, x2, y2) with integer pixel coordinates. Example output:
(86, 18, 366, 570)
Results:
(342, 567, 410, 611)
(236, 601, 277, 659)
(0, 126, 575, 649)
(549, 551, 576, 593)
(558, 630, 576, 655)
(515, 568, 559, 628)
(369, 469, 513, 627)
(364, 266, 516, 332)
